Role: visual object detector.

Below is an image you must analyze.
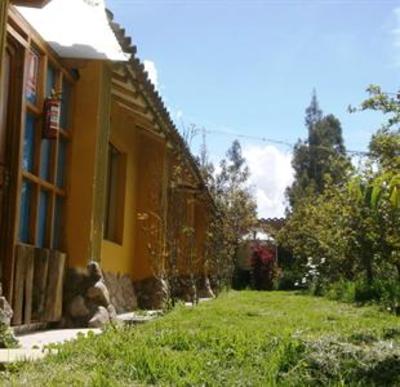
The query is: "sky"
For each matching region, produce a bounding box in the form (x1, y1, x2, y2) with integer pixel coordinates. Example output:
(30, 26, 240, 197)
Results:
(106, 0, 400, 218)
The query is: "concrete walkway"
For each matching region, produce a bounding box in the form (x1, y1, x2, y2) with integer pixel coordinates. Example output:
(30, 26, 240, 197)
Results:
(0, 328, 101, 364)
(17, 328, 102, 350)
(0, 301, 211, 364)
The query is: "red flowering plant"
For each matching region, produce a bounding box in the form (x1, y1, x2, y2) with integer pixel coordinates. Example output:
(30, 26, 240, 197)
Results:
(250, 243, 279, 290)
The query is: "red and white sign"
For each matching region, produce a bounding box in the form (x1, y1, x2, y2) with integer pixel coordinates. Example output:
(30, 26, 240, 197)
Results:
(26, 51, 39, 102)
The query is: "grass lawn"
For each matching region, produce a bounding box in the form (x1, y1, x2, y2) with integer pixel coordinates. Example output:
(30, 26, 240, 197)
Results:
(2, 291, 400, 386)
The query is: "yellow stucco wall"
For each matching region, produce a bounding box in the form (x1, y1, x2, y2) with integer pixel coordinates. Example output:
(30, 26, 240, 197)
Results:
(66, 61, 110, 268)
(100, 103, 139, 277)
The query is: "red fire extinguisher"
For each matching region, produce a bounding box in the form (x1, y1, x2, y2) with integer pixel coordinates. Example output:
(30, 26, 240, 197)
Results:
(43, 92, 61, 140)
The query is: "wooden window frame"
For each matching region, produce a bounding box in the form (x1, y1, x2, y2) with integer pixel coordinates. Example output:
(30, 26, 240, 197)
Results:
(104, 142, 126, 245)
(8, 7, 75, 251)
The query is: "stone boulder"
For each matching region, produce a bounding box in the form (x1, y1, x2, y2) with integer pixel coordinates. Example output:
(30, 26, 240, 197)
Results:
(63, 261, 117, 328)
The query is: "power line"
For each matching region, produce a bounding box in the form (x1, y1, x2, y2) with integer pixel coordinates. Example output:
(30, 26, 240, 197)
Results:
(199, 127, 369, 157)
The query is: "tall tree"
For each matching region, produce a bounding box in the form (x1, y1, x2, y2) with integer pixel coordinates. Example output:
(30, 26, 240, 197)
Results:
(287, 91, 351, 208)
(215, 140, 257, 279)
(305, 89, 323, 134)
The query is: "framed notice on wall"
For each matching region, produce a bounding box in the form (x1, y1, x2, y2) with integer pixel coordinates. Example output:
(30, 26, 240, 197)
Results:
(26, 50, 39, 104)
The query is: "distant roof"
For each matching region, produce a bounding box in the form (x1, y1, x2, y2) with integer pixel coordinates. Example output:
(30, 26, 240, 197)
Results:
(16, 0, 130, 61)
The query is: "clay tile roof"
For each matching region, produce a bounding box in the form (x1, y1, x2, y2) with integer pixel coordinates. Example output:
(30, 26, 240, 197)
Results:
(106, 10, 215, 208)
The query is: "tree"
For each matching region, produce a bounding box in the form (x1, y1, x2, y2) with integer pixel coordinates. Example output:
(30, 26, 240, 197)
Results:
(214, 140, 258, 284)
(287, 91, 352, 208)
(279, 85, 400, 310)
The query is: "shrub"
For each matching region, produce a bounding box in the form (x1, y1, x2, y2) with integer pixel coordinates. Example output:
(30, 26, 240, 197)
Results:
(325, 280, 357, 303)
(251, 244, 279, 290)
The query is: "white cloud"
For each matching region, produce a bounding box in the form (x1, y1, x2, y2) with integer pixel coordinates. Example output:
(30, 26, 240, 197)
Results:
(244, 145, 294, 219)
(143, 59, 158, 89)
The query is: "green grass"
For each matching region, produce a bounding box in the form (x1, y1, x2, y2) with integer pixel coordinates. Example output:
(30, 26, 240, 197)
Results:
(2, 291, 400, 386)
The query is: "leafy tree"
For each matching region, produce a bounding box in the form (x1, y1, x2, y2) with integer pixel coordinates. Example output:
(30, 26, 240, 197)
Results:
(279, 85, 400, 312)
(287, 91, 352, 207)
(214, 140, 258, 284)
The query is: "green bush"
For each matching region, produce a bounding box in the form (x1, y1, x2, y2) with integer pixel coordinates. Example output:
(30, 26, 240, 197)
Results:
(0, 323, 18, 349)
(325, 280, 357, 303)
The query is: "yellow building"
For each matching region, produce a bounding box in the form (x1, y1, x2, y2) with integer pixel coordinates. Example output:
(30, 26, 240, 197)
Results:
(0, 0, 214, 328)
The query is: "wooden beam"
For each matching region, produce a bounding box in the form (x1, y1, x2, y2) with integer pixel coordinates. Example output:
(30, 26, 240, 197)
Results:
(11, 0, 51, 8)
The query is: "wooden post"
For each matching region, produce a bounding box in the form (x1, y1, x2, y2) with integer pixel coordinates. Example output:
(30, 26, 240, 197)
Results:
(89, 63, 111, 263)
(23, 249, 34, 324)
(33, 248, 49, 321)
(44, 250, 66, 322)
(0, 0, 9, 85)
(12, 245, 26, 325)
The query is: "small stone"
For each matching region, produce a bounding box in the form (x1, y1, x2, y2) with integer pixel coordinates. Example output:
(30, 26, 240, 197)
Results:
(87, 281, 110, 307)
(87, 261, 103, 282)
(68, 295, 89, 318)
(0, 297, 13, 326)
(88, 306, 110, 328)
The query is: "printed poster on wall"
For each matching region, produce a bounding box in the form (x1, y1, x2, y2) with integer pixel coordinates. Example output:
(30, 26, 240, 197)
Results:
(26, 51, 39, 103)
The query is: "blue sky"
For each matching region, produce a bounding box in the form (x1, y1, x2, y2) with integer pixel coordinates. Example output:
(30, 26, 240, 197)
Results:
(106, 0, 400, 217)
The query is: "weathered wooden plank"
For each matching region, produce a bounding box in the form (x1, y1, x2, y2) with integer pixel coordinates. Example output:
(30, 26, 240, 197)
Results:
(33, 248, 49, 321)
(44, 251, 66, 322)
(23, 249, 34, 324)
(12, 245, 27, 325)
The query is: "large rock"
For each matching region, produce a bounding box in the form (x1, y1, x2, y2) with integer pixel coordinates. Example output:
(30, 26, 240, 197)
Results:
(103, 272, 137, 313)
(88, 306, 110, 328)
(86, 281, 110, 307)
(0, 296, 13, 326)
(68, 295, 89, 319)
(134, 277, 169, 309)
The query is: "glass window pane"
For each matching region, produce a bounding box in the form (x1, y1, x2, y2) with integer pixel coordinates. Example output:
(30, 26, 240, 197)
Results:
(53, 196, 64, 249)
(37, 189, 49, 248)
(60, 80, 71, 130)
(26, 51, 39, 104)
(23, 113, 36, 172)
(39, 139, 52, 181)
(19, 180, 34, 243)
(56, 138, 67, 188)
(46, 65, 56, 97)
(104, 144, 124, 243)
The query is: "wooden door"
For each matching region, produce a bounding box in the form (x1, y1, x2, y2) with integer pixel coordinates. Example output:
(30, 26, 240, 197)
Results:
(0, 39, 23, 301)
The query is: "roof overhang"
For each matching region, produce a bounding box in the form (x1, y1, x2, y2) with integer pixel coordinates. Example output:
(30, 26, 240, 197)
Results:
(16, 0, 130, 62)
(11, 0, 52, 7)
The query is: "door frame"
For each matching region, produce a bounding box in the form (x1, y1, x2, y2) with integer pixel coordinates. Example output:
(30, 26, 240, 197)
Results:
(0, 33, 26, 303)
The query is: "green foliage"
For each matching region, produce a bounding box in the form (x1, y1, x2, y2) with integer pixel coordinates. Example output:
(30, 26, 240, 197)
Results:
(201, 140, 257, 288)
(280, 85, 400, 311)
(3, 292, 400, 386)
(287, 90, 352, 207)
(0, 323, 18, 349)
